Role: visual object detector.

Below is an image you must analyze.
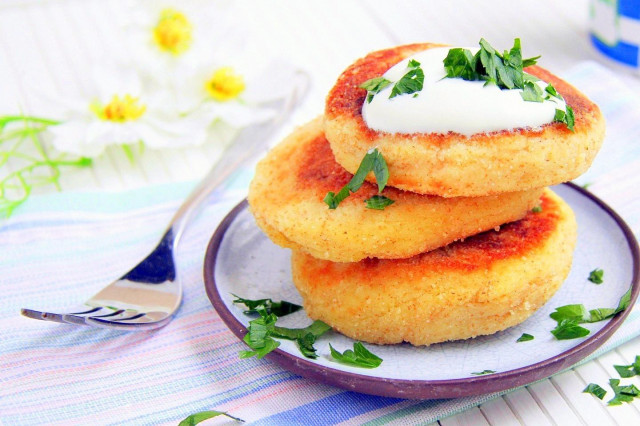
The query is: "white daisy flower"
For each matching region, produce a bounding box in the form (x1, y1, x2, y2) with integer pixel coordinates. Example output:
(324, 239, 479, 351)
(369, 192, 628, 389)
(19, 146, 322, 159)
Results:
(44, 66, 209, 158)
(123, 0, 296, 129)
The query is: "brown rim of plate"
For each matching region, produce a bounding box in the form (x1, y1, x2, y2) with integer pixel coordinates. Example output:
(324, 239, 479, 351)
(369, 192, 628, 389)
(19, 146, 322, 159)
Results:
(203, 182, 640, 400)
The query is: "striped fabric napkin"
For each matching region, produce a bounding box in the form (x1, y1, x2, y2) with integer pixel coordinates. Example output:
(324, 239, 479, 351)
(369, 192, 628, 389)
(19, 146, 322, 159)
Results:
(2, 61, 640, 425)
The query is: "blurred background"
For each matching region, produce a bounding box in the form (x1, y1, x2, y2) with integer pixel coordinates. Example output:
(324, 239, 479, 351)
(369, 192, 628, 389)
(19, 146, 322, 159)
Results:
(0, 0, 637, 200)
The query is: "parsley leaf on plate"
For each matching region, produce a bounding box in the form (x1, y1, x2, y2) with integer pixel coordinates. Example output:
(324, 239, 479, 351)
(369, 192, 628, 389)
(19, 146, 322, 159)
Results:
(550, 319, 590, 340)
(588, 268, 604, 284)
(516, 333, 534, 342)
(329, 342, 383, 369)
(548, 288, 632, 340)
(232, 294, 302, 317)
(471, 370, 496, 376)
(239, 308, 281, 359)
(273, 320, 332, 359)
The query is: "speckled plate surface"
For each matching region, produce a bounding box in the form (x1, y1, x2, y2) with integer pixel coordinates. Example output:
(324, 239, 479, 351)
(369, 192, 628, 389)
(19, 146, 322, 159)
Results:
(204, 183, 639, 399)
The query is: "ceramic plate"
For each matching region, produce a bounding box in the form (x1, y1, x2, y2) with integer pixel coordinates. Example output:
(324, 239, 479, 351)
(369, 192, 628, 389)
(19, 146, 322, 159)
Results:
(204, 183, 639, 399)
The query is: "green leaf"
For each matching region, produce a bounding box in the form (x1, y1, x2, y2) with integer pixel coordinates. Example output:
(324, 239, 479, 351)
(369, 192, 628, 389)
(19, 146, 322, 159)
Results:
(271, 320, 331, 359)
(372, 151, 389, 192)
(544, 84, 562, 100)
(272, 320, 331, 341)
(522, 55, 541, 68)
(359, 77, 392, 103)
(614, 364, 637, 378)
(239, 308, 281, 359)
(614, 288, 632, 314)
(471, 370, 496, 376)
(359, 76, 392, 92)
(608, 378, 640, 405)
(588, 268, 604, 284)
(296, 333, 320, 359)
(520, 81, 544, 102)
(549, 304, 589, 323)
(325, 149, 390, 209)
(583, 383, 607, 400)
(232, 294, 302, 317)
(516, 333, 534, 342)
(329, 342, 383, 369)
(365, 195, 395, 210)
(444, 38, 537, 93)
(554, 106, 575, 132)
(443, 48, 477, 80)
(389, 66, 424, 99)
(588, 308, 616, 322)
(551, 319, 590, 340)
(531, 205, 543, 213)
(178, 410, 245, 426)
(549, 289, 632, 336)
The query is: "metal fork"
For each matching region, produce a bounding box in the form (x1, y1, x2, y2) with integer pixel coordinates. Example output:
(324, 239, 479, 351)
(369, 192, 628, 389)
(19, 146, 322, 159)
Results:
(21, 71, 309, 331)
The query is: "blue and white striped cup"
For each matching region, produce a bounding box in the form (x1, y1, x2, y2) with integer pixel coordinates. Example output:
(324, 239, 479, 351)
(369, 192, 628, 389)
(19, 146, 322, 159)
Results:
(591, 0, 640, 72)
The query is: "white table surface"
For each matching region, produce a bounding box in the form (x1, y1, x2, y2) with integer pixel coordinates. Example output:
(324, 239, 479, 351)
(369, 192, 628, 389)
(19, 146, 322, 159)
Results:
(2, 0, 640, 424)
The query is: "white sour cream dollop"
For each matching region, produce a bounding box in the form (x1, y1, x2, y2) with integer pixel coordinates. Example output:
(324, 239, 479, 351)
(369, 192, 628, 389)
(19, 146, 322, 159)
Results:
(361, 47, 565, 136)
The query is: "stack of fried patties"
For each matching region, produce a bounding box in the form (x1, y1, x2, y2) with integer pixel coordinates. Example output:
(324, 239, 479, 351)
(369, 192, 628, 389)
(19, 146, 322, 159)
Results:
(248, 43, 605, 346)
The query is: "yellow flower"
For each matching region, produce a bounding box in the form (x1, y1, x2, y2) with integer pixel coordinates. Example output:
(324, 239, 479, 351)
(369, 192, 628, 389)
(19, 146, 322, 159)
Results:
(153, 8, 192, 55)
(205, 67, 245, 102)
(91, 95, 147, 122)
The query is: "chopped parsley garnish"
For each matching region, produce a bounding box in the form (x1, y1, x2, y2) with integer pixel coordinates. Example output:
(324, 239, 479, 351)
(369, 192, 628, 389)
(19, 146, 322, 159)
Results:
(238, 305, 331, 360)
(588, 268, 604, 284)
(521, 81, 545, 102)
(583, 383, 607, 400)
(516, 333, 534, 342)
(549, 288, 632, 340)
(273, 320, 332, 359)
(365, 195, 395, 210)
(550, 319, 590, 340)
(360, 76, 392, 103)
(389, 59, 424, 99)
(232, 294, 302, 316)
(608, 378, 640, 405)
(471, 370, 496, 376)
(324, 148, 393, 209)
(179, 411, 245, 425)
(613, 356, 640, 378)
(579, 356, 640, 406)
(359, 59, 424, 102)
(443, 38, 538, 90)
(329, 342, 383, 369)
(239, 308, 281, 359)
(553, 106, 575, 132)
(531, 205, 543, 213)
(443, 38, 574, 131)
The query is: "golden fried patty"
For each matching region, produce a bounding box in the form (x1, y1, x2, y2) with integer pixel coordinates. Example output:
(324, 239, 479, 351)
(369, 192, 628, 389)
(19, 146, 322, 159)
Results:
(291, 189, 577, 346)
(248, 117, 543, 262)
(324, 43, 605, 197)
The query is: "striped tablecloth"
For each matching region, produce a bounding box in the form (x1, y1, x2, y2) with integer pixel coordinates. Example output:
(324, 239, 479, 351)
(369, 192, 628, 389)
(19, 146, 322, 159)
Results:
(1, 61, 640, 425)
